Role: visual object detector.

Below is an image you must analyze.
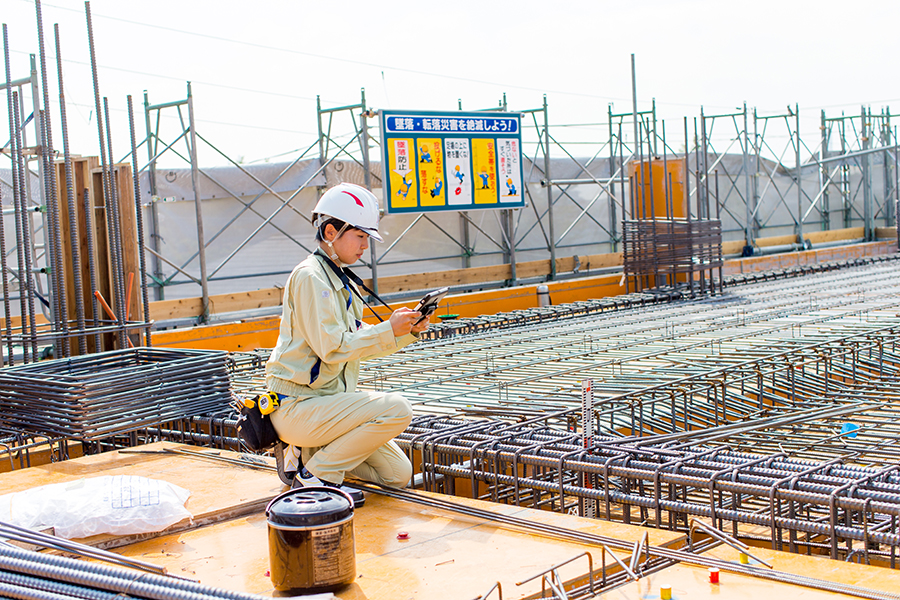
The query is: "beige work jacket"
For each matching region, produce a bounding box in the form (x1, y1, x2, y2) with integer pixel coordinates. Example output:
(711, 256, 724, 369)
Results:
(265, 252, 417, 399)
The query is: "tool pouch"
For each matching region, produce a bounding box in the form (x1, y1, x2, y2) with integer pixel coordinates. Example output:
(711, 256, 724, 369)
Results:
(236, 394, 279, 451)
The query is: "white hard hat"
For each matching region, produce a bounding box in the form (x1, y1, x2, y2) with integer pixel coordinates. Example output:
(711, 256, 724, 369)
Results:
(312, 183, 383, 242)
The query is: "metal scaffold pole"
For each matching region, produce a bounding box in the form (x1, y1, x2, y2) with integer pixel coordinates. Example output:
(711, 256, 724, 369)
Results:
(796, 104, 803, 245)
(186, 82, 210, 323)
(360, 88, 379, 296)
(543, 95, 555, 280)
(127, 95, 152, 346)
(743, 102, 753, 248)
(862, 105, 873, 241)
(143, 90, 164, 301)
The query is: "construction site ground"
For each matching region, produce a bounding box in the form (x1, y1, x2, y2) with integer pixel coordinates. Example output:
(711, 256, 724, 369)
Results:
(4, 442, 900, 599)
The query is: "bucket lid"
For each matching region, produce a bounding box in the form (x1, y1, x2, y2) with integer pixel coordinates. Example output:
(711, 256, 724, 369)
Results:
(266, 487, 353, 527)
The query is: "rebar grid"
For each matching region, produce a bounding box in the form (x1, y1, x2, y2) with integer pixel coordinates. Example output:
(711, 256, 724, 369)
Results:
(397, 398, 900, 564)
(353, 259, 900, 416)
(7, 258, 900, 565)
(377, 257, 900, 562)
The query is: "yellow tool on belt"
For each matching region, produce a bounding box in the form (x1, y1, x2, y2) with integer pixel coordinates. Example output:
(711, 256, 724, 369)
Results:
(242, 391, 279, 415)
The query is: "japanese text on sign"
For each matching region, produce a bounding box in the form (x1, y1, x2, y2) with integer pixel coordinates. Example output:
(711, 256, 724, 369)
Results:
(386, 116, 519, 134)
(380, 110, 524, 215)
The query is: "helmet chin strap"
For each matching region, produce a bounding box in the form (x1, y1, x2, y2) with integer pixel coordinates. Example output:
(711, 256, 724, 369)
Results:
(323, 221, 351, 264)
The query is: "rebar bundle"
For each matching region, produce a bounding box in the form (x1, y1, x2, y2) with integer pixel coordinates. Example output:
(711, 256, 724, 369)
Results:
(0, 543, 268, 600)
(622, 218, 723, 294)
(1, 3, 153, 364)
(0, 348, 231, 441)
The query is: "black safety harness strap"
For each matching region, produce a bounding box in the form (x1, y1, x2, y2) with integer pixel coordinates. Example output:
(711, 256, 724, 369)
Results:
(314, 249, 393, 322)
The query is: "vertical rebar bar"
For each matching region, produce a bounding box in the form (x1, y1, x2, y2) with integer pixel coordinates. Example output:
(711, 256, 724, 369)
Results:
(715, 170, 723, 294)
(638, 120, 646, 222)
(12, 92, 38, 361)
(619, 121, 625, 221)
(82, 189, 101, 352)
(127, 95, 151, 347)
(684, 116, 694, 297)
(85, 1, 125, 350)
(35, 0, 68, 358)
(0, 184, 10, 366)
(38, 107, 63, 341)
(630, 53, 640, 178)
(701, 107, 710, 220)
(694, 114, 706, 294)
(103, 96, 127, 346)
(4, 25, 28, 362)
(54, 24, 86, 355)
(581, 379, 596, 518)
(663, 121, 673, 287)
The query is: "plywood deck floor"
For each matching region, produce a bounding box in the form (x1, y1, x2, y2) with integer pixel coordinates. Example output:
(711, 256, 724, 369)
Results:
(4, 442, 900, 599)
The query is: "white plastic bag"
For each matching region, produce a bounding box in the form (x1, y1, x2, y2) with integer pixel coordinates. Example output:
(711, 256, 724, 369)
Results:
(0, 475, 192, 539)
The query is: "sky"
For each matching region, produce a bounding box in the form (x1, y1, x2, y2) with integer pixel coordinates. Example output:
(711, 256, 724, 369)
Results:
(3, 0, 899, 170)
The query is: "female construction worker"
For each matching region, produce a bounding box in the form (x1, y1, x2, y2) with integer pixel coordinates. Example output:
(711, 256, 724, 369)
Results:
(265, 182, 429, 492)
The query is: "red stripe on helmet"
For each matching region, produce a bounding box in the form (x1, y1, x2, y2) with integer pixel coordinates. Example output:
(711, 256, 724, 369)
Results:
(343, 191, 364, 207)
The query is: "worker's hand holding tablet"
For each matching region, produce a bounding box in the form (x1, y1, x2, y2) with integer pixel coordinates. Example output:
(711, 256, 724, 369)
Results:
(413, 287, 449, 325)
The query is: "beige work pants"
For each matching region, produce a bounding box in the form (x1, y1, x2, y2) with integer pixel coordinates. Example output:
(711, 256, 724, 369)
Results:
(271, 390, 413, 487)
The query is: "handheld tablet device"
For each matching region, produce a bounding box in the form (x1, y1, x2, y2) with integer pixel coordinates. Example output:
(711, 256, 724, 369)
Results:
(413, 287, 449, 325)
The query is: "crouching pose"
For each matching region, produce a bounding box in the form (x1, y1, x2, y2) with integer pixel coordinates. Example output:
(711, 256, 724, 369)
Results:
(265, 183, 429, 490)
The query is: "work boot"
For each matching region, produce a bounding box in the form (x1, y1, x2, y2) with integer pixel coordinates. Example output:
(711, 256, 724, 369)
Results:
(274, 441, 302, 486)
(291, 468, 365, 508)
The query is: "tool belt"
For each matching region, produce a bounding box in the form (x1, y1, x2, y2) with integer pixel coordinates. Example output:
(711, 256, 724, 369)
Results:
(235, 391, 280, 451)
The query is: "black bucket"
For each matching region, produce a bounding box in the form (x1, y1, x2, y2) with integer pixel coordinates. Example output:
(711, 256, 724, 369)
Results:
(266, 487, 356, 593)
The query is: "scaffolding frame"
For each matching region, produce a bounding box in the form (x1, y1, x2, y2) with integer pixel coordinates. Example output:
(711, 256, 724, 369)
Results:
(3, 2, 899, 334)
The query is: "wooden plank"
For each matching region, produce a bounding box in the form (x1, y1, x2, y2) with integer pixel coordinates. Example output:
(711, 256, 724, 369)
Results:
(701, 544, 900, 593)
(150, 288, 284, 322)
(114, 163, 141, 335)
(754, 234, 800, 247)
(54, 157, 99, 355)
(145, 230, 878, 323)
(362, 252, 625, 295)
(806, 226, 864, 244)
(151, 240, 898, 353)
(54, 160, 75, 355)
(875, 226, 897, 239)
(152, 316, 282, 351)
(91, 169, 114, 352)
(0, 442, 283, 550)
(0, 313, 50, 330)
(152, 274, 628, 351)
(74, 158, 100, 353)
(362, 263, 515, 293)
(104, 475, 683, 599)
(722, 240, 746, 255)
